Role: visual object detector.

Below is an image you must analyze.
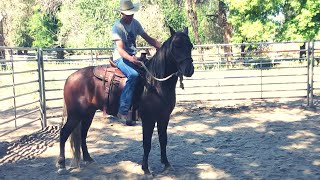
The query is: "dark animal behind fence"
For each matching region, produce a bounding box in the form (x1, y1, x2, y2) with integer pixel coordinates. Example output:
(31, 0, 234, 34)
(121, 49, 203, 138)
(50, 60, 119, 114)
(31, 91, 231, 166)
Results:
(56, 26, 194, 175)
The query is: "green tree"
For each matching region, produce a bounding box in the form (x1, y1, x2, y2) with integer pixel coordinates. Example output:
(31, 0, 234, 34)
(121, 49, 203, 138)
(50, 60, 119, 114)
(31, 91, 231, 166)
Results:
(278, 0, 320, 41)
(197, 0, 224, 44)
(57, 0, 119, 48)
(0, 0, 34, 47)
(134, 4, 168, 46)
(155, 0, 223, 44)
(225, 0, 320, 42)
(28, 6, 60, 47)
(157, 0, 188, 31)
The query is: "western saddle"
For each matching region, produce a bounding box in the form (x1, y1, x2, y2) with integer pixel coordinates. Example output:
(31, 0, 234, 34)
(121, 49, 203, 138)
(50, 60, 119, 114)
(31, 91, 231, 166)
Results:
(92, 52, 148, 122)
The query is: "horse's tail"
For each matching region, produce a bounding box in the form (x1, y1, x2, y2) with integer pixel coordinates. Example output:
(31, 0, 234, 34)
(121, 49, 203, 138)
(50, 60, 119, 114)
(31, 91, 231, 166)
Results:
(60, 100, 67, 127)
(70, 122, 82, 168)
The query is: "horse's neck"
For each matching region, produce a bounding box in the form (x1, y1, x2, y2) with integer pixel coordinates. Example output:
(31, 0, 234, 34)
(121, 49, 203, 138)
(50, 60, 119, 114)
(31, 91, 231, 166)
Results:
(146, 50, 178, 99)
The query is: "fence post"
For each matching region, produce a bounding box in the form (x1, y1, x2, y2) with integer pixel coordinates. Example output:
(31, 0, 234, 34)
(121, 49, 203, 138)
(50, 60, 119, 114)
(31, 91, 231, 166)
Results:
(260, 49, 263, 99)
(37, 48, 47, 128)
(217, 44, 221, 100)
(307, 41, 310, 106)
(309, 40, 315, 107)
(9, 48, 17, 128)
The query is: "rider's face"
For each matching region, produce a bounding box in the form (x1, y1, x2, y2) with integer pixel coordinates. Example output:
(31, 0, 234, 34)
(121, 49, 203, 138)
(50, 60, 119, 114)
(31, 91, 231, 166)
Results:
(121, 13, 134, 24)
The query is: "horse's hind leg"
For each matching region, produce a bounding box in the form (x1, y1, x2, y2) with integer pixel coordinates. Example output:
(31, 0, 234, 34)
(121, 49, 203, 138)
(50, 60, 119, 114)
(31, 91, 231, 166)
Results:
(81, 111, 95, 164)
(157, 118, 172, 170)
(57, 115, 80, 170)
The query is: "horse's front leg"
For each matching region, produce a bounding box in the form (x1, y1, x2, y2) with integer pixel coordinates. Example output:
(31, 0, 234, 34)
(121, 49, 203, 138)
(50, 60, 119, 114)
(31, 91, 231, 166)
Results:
(142, 119, 156, 174)
(157, 119, 172, 171)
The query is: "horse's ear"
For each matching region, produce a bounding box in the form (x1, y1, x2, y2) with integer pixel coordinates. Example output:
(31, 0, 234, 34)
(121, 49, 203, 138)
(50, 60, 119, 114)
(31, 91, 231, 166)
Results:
(183, 27, 188, 35)
(169, 26, 175, 36)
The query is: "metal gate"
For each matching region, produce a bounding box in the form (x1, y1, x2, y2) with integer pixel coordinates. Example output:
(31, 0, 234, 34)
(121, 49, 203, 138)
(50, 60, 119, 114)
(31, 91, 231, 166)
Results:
(177, 40, 319, 106)
(0, 47, 46, 138)
(0, 40, 319, 137)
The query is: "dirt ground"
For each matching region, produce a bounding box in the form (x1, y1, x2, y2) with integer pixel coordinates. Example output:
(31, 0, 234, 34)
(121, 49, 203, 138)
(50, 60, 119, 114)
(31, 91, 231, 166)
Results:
(0, 98, 320, 180)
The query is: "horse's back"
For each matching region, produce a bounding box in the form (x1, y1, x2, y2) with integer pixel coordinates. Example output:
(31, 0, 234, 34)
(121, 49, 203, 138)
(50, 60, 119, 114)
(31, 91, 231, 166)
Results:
(64, 65, 127, 116)
(64, 66, 96, 93)
(64, 66, 104, 113)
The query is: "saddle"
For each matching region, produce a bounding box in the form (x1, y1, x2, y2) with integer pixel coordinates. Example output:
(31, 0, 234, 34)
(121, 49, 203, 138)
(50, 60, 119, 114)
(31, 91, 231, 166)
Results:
(93, 59, 144, 121)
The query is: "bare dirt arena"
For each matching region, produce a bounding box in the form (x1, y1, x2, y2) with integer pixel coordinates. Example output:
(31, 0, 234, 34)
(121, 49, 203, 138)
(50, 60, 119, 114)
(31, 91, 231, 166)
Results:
(1, 98, 320, 180)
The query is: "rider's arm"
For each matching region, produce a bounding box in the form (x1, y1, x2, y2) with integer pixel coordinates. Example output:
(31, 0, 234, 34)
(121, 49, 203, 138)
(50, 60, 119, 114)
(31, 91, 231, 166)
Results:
(114, 40, 141, 65)
(141, 32, 161, 49)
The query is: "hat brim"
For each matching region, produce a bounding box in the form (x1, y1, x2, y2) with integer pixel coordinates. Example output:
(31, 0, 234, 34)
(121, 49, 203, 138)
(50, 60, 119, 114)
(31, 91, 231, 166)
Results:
(118, 3, 140, 15)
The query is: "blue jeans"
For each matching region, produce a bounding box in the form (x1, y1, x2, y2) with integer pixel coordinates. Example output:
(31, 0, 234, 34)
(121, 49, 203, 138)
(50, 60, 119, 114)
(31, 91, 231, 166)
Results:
(114, 58, 139, 115)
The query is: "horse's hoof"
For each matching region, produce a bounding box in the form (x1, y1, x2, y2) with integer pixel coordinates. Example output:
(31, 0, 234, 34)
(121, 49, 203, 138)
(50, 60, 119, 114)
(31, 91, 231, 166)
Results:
(57, 168, 69, 175)
(143, 169, 154, 179)
(69, 160, 80, 168)
(56, 163, 66, 171)
(84, 160, 97, 167)
(126, 120, 136, 126)
(144, 173, 154, 179)
(162, 165, 174, 174)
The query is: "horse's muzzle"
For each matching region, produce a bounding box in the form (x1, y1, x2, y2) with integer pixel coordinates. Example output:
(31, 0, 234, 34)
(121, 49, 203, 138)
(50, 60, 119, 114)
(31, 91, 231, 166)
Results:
(181, 58, 194, 77)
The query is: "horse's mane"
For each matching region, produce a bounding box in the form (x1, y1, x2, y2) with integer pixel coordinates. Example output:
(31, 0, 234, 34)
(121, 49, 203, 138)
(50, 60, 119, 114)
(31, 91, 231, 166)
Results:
(145, 36, 173, 86)
(143, 35, 179, 104)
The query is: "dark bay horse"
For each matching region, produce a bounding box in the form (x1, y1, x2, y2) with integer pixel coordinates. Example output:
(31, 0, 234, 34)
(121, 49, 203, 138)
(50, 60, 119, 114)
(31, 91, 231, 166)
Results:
(56, 26, 194, 175)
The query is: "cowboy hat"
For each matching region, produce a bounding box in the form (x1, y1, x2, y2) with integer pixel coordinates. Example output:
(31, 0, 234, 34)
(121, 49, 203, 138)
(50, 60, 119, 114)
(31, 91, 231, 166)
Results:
(118, 0, 140, 15)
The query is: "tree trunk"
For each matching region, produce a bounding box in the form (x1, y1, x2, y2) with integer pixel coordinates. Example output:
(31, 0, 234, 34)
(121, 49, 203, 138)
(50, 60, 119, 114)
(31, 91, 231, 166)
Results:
(223, 22, 232, 61)
(217, 1, 233, 67)
(299, 42, 306, 63)
(186, 0, 201, 44)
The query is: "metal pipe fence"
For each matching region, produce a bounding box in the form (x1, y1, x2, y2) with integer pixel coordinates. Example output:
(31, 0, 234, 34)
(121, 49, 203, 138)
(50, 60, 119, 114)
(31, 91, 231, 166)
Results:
(184, 41, 319, 103)
(0, 40, 319, 137)
(41, 47, 113, 122)
(0, 47, 43, 137)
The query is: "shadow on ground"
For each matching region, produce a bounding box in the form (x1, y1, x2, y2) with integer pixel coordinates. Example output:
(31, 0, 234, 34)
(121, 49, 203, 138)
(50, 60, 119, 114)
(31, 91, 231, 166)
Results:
(1, 98, 320, 179)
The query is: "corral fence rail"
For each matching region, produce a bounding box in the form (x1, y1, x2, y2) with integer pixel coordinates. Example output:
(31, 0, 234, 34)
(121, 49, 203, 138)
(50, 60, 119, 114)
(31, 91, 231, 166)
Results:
(0, 40, 319, 137)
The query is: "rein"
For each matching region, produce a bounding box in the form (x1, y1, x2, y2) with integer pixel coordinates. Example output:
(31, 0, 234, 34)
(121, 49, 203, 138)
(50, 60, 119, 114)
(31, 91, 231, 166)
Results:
(140, 62, 184, 89)
(140, 62, 178, 81)
(139, 35, 191, 89)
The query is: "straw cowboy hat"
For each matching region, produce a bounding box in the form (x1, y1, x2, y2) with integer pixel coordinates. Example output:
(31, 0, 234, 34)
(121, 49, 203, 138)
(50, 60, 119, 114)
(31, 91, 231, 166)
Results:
(118, 0, 140, 15)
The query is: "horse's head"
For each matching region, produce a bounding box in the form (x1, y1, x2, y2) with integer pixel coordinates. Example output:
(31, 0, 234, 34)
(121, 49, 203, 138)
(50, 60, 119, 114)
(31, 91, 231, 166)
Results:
(169, 26, 194, 77)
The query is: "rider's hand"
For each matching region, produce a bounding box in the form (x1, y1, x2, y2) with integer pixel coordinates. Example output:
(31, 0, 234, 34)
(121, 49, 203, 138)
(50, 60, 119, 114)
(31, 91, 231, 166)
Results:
(131, 55, 143, 66)
(131, 55, 138, 61)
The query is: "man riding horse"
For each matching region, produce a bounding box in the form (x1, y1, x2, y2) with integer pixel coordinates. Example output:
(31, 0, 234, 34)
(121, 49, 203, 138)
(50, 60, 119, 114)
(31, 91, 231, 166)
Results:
(111, 0, 161, 123)
(57, 0, 194, 175)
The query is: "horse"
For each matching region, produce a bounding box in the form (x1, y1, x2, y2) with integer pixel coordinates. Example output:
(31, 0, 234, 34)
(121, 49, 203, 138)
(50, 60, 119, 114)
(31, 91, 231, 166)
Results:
(56, 26, 194, 175)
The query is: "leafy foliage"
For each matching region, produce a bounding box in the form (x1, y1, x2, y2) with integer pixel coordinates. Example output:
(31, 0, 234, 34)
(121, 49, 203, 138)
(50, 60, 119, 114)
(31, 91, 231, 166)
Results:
(134, 4, 168, 46)
(57, 0, 119, 48)
(1, 0, 319, 48)
(0, 0, 34, 46)
(225, 0, 320, 42)
(197, 0, 223, 43)
(28, 6, 60, 47)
